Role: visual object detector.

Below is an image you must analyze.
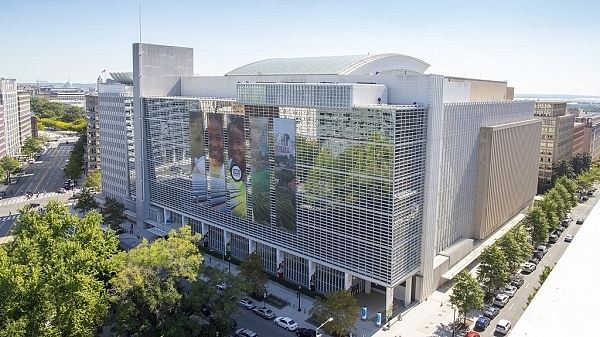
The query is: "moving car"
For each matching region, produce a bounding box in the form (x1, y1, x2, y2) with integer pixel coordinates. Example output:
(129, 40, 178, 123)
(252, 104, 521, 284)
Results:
(253, 307, 276, 319)
(502, 285, 517, 298)
(296, 327, 317, 337)
(576, 218, 584, 224)
(483, 306, 500, 319)
(235, 328, 258, 337)
(474, 316, 490, 330)
(495, 319, 512, 334)
(523, 262, 536, 273)
(274, 316, 298, 331)
(564, 234, 574, 242)
(493, 294, 510, 307)
(238, 298, 256, 310)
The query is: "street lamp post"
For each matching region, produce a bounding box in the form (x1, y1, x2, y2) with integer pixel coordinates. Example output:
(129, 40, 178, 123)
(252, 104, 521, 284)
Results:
(315, 317, 333, 337)
(452, 307, 456, 337)
(297, 286, 301, 311)
(228, 256, 231, 272)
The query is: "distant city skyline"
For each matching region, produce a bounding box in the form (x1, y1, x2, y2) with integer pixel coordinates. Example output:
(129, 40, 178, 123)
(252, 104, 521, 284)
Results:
(1, 0, 599, 96)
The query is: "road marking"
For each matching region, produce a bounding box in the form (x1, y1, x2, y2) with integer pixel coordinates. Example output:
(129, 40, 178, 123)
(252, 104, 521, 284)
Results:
(524, 282, 530, 289)
(509, 303, 514, 310)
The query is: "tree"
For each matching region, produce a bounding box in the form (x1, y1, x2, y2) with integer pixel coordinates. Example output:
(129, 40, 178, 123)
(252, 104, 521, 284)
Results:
(538, 198, 559, 231)
(0, 201, 120, 337)
(109, 226, 203, 336)
(74, 188, 100, 213)
(554, 178, 577, 210)
(508, 225, 533, 266)
(238, 252, 268, 299)
(449, 270, 485, 326)
(551, 159, 574, 182)
(187, 265, 248, 335)
(496, 234, 526, 273)
(522, 206, 549, 244)
(571, 152, 592, 176)
(310, 290, 358, 337)
(101, 197, 126, 230)
(21, 136, 42, 158)
(84, 171, 101, 191)
(477, 245, 509, 294)
(0, 155, 20, 184)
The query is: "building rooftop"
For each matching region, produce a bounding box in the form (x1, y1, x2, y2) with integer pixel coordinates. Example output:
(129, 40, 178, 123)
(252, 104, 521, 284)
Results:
(225, 53, 430, 76)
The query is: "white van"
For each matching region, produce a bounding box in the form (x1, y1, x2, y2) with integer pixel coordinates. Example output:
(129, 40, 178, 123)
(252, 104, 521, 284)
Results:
(495, 319, 511, 334)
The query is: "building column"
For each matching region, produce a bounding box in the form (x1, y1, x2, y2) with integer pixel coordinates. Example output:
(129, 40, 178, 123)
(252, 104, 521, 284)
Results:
(163, 209, 170, 226)
(181, 214, 188, 227)
(404, 277, 413, 307)
(224, 230, 231, 256)
(365, 280, 372, 294)
(385, 287, 394, 323)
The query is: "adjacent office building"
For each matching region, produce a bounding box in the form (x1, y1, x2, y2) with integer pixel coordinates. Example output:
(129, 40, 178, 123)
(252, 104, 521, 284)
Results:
(0, 78, 31, 157)
(534, 101, 574, 181)
(86, 91, 101, 172)
(103, 43, 541, 318)
(98, 73, 135, 208)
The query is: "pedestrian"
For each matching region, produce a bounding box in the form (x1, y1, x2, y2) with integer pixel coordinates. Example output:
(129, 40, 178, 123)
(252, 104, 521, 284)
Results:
(9, 211, 11, 216)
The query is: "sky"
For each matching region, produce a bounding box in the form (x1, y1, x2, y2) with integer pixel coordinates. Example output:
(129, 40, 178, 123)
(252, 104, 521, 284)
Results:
(1, 0, 599, 96)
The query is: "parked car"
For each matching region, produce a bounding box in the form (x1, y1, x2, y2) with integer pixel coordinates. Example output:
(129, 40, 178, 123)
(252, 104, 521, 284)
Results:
(510, 275, 525, 288)
(548, 234, 558, 244)
(474, 316, 491, 330)
(495, 319, 512, 334)
(576, 218, 584, 224)
(56, 188, 67, 193)
(29, 202, 40, 208)
(253, 307, 276, 319)
(235, 328, 258, 337)
(564, 234, 574, 242)
(465, 331, 481, 337)
(483, 306, 500, 319)
(523, 262, 536, 273)
(502, 285, 517, 298)
(238, 298, 256, 310)
(274, 316, 298, 331)
(493, 294, 510, 307)
(296, 327, 317, 337)
(536, 244, 547, 256)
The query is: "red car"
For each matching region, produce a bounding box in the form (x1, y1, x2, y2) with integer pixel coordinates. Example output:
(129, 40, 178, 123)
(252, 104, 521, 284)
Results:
(465, 331, 481, 337)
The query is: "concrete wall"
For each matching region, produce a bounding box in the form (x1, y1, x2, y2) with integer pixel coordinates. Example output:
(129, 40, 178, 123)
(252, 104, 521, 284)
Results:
(446, 77, 508, 102)
(474, 119, 542, 239)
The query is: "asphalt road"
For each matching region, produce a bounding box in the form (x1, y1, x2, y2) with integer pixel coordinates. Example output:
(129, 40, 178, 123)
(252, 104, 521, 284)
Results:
(0, 137, 78, 238)
(231, 306, 305, 337)
(475, 188, 598, 336)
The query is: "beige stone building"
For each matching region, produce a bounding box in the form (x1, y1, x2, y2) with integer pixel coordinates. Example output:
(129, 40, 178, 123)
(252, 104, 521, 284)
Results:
(534, 101, 573, 181)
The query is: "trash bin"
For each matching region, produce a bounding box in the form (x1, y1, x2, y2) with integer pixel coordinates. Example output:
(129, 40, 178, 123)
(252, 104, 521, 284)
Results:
(375, 312, 382, 326)
(361, 307, 368, 320)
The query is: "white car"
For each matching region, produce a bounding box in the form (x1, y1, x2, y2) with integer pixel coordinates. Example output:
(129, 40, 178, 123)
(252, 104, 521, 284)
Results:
(523, 262, 536, 273)
(503, 285, 517, 298)
(495, 319, 512, 334)
(274, 316, 298, 331)
(565, 234, 574, 242)
(238, 298, 256, 310)
(493, 294, 510, 307)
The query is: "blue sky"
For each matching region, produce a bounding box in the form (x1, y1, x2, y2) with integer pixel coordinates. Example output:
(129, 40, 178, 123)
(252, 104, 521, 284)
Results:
(2, 0, 599, 95)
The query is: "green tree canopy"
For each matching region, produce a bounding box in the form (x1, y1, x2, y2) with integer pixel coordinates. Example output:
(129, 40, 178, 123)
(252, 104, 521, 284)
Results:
(310, 290, 359, 337)
(84, 171, 101, 191)
(101, 197, 127, 231)
(0, 155, 21, 184)
(109, 226, 202, 336)
(496, 234, 527, 273)
(523, 205, 549, 244)
(74, 188, 100, 213)
(21, 136, 42, 158)
(477, 245, 509, 294)
(0, 201, 120, 337)
(449, 270, 485, 325)
(238, 252, 268, 299)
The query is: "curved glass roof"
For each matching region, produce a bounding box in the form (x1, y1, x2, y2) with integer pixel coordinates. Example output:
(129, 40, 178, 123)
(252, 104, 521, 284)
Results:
(225, 53, 430, 76)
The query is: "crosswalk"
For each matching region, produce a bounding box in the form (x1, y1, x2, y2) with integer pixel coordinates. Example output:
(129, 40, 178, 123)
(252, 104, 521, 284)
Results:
(0, 214, 21, 222)
(0, 192, 63, 207)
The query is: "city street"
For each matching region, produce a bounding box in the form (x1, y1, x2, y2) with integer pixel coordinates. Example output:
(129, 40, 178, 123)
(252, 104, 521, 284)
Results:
(0, 135, 79, 238)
